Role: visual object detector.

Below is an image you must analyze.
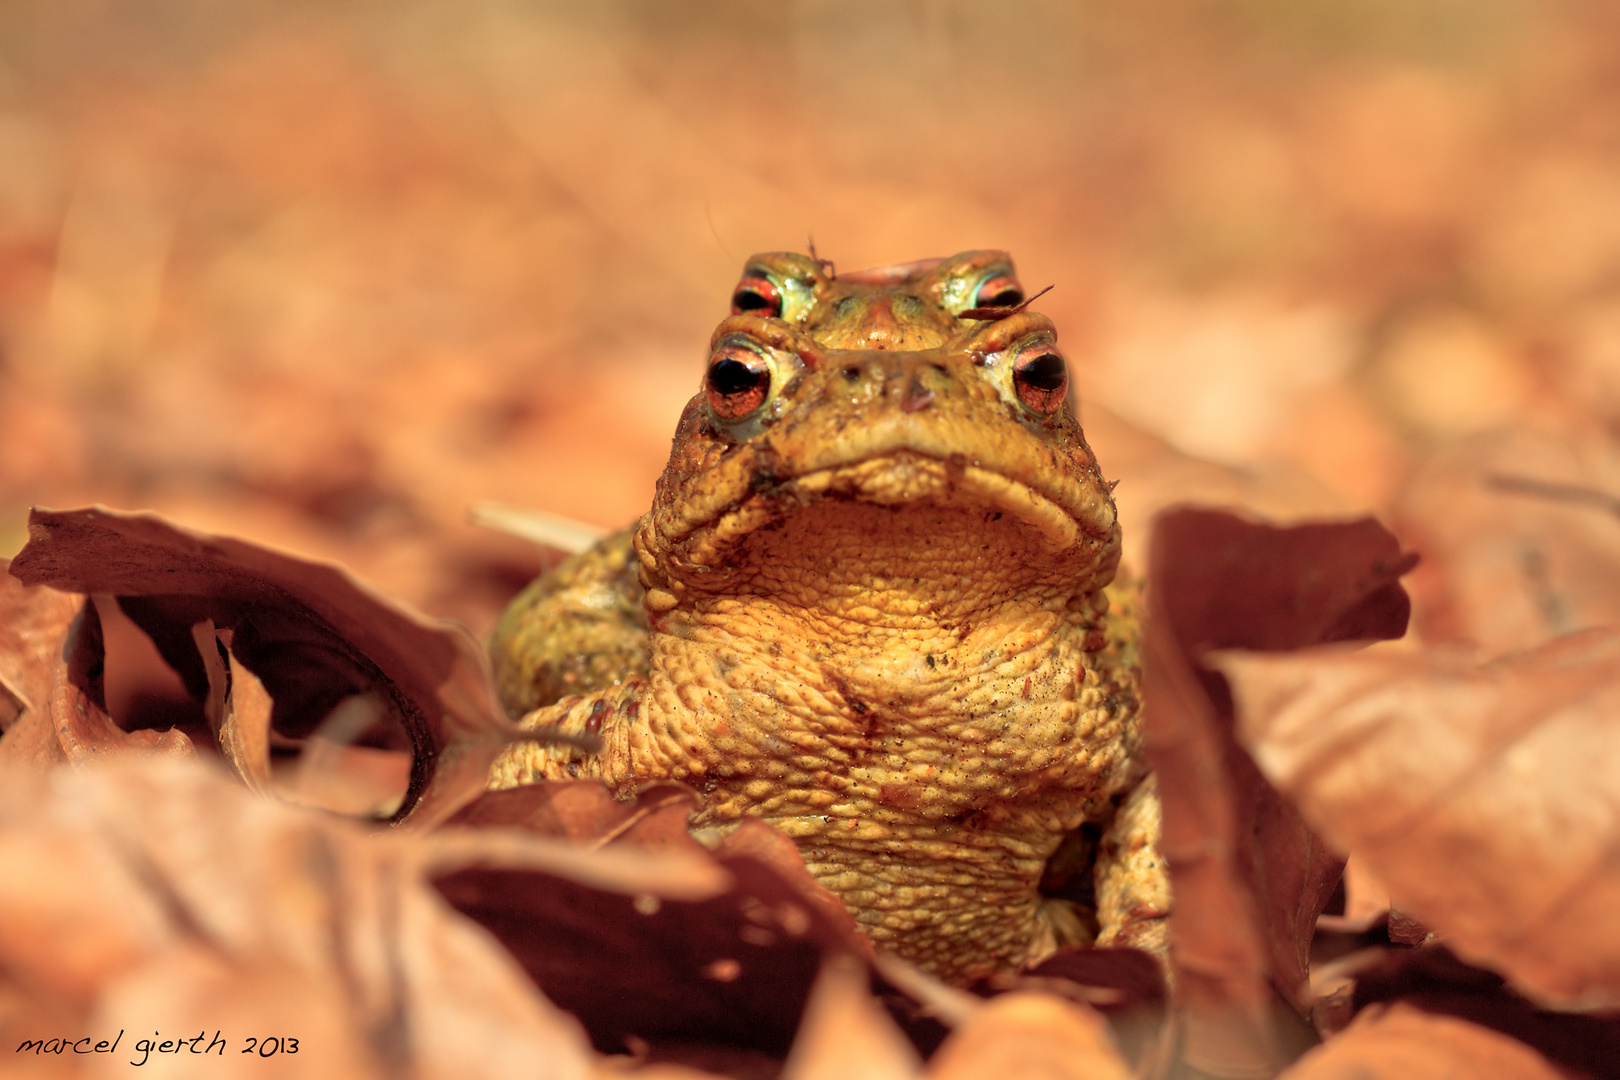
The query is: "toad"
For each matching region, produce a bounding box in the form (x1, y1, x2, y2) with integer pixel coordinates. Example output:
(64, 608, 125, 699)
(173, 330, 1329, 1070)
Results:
(488, 251, 1169, 983)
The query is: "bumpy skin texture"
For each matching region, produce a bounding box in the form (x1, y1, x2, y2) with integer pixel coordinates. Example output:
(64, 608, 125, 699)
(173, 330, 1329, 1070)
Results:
(488, 251, 1169, 983)
(491, 531, 648, 716)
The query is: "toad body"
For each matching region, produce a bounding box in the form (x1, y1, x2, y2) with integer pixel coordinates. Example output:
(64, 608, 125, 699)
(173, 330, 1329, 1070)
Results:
(489, 251, 1169, 983)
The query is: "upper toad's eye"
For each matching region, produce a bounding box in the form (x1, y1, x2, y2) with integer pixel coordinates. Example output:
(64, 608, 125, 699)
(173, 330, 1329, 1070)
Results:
(973, 273, 1024, 310)
(705, 343, 773, 419)
(731, 273, 783, 318)
(1012, 346, 1067, 414)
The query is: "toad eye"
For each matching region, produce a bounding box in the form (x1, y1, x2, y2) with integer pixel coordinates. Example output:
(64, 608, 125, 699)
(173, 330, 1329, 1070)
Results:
(973, 273, 1024, 310)
(731, 273, 783, 318)
(705, 344, 773, 420)
(1012, 346, 1067, 414)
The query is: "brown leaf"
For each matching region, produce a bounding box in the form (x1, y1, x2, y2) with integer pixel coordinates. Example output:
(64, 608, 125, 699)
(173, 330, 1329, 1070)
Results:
(1018, 947, 1170, 1070)
(7, 506, 540, 825)
(454, 780, 865, 942)
(194, 619, 275, 795)
(779, 952, 921, 1080)
(0, 562, 80, 768)
(1276, 1002, 1564, 1080)
(450, 780, 711, 855)
(435, 781, 869, 1061)
(1350, 946, 1620, 1078)
(714, 818, 867, 948)
(924, 993, 1133, 1080)
(1221, 629, 1620, 1010)
(1395, 428, 1620, 654)
(0, 756, 598, 1080)
(49, 596, 198, 762)
(1142, 508, 1415, 1074)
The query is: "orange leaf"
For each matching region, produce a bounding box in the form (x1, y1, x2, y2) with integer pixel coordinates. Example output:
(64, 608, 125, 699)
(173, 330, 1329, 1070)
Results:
(1221, 629, 1620, 1010)
(779, 952, 921, 1080)
(1277, 1003, 1563, 1080)
(0, 563, 81, 769)
(0, 757, 600, 1079)
(924, 993, 1133, 1080)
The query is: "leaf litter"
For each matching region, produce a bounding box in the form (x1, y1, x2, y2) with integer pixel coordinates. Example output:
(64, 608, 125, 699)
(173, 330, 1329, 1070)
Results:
(9, 5, 1620, 1074)
(5, 493, 1611, 1076)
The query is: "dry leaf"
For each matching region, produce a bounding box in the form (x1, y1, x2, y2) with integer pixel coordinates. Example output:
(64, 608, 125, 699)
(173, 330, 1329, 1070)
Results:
(924, 993, 1133, 1080)
(1142, 508, 1415, 1075)
(1395, 427, 1620, 653)
(1351, 945, 1620, 1078)
(0, 562, 81, 768)
(450, 780, 710, 854)
(0, 756, 602, 1080)
(7, 506, 540, 825)
(1018, 948, 1169, 1070)
(193, 619, 276, 795)
(779, 952, 921, 1080)
(48, 596, 198, 762)
(1220, 629, 1620, 1011)
(435, 781, 867, 1060)
(1276, 1002, 1564, 1080)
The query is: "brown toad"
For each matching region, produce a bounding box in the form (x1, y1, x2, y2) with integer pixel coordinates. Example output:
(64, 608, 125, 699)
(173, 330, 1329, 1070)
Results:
(488, 251, 1169, 983)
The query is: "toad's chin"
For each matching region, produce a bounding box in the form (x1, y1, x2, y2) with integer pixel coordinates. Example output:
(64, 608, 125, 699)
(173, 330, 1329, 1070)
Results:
(638, 449, 1123, 609)
(690, 451, 1083, 562)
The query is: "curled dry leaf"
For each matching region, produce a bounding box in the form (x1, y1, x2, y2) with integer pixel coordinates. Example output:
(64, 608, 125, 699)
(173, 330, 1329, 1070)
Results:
(194, 619, 275, 796)
(0, 561, 80, 768)
(1142, 508, 1414, 1075)
(0, 756, 600, 1080)
(49, 596, 198, 763)
(1220, 629, 1620, 1011)
(1276, 1002, 1564, 1080)
(6, 506, 544, 825)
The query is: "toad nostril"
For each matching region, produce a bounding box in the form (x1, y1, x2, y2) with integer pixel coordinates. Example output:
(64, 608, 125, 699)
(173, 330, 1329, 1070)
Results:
(842, 365, 862, 382)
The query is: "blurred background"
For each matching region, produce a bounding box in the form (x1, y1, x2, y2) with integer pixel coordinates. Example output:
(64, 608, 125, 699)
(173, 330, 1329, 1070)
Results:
(3, 0, 1619, 644)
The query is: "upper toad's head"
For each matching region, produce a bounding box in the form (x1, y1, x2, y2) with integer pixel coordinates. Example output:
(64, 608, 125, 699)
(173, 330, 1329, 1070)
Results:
(635, 251, 1120, 623)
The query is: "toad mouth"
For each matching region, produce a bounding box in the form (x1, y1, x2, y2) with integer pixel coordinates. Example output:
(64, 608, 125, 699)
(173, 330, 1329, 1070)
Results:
(662, 443, 1116, 574)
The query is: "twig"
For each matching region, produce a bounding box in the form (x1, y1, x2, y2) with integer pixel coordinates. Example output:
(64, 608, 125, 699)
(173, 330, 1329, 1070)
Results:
(1485, 472, 1620, 518)
(961, 283, 1054, 321)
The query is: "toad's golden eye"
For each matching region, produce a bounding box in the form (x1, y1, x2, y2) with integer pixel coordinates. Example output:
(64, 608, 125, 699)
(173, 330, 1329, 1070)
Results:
(1012, 346, 1067, 414)
(705, 343, 772, 419)
(731, 273, 783, 318)
(973, 273, 1024, 310)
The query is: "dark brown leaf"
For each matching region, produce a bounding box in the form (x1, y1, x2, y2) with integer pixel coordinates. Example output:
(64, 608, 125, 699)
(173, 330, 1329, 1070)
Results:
(435, 781, 868, 1060)
(7, 506, 541, 825)
(1350, 946, 1620, 1079)
(1142, 508, 1414, 1075)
